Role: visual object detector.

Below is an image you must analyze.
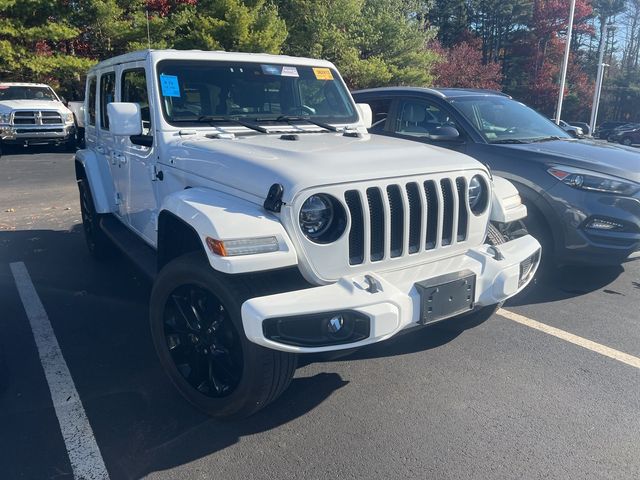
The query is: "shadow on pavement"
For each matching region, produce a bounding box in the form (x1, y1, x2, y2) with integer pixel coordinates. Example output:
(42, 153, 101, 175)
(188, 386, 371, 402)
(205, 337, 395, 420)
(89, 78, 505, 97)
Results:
(505, 263, 625, 307)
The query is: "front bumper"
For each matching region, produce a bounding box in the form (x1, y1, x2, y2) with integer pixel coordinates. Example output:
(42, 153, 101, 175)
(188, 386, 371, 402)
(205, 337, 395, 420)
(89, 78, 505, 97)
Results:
(546, 183, 640, 265)
(0, 124, 75, 144)
(241, 235, 541, 353)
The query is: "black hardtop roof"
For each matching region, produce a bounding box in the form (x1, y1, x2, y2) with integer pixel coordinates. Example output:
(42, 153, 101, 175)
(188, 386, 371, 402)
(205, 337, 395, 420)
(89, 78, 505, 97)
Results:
(352, 86, 511, 100)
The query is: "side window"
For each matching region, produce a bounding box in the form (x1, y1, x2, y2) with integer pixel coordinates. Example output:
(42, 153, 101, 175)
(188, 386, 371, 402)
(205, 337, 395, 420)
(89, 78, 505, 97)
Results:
(122, 68, 151, 135)
(87, 77, 97, 126)
(100, 72, 115, 130)
(395, 100, 458, 138)
(366, 98, 392, 132)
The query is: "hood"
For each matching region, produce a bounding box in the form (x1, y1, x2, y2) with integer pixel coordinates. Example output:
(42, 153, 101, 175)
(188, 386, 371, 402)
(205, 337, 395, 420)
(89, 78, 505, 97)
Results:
(167, 132, 485, 203)
(498, 139, 640, 184)
(0, 99, 69, 113)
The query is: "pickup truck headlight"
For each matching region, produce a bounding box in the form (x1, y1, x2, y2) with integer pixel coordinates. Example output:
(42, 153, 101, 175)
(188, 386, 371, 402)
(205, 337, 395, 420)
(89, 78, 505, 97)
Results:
(299, 194, 347, 243)
(63, 112, 75, 124)
(548, 166, 639, 195)
(0, 113, 10, 124)
(468, 175, 489, 215)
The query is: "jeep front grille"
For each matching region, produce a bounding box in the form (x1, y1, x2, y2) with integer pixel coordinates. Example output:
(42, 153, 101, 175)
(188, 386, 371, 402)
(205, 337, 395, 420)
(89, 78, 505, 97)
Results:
(345, 177, 470, 266)
(12, 110, 63, 126)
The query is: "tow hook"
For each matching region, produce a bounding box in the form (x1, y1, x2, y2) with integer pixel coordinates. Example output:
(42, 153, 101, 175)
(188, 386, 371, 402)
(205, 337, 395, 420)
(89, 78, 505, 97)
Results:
(487, 245, 504, 261)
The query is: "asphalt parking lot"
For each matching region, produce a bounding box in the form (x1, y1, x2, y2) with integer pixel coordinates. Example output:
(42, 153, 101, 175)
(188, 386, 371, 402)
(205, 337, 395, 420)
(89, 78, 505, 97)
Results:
(1, 147, 640, 480)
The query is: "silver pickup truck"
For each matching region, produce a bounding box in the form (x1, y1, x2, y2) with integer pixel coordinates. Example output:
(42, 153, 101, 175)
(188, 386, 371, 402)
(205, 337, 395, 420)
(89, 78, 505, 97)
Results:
(0, 82, 76, 153)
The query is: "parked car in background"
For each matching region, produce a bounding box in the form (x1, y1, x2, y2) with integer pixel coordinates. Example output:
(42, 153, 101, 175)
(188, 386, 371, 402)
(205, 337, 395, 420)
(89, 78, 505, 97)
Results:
(569, 121, 591, 137)
(554, 119, 583, 138)
(352, 87, 640, 267)
(608, 124, 640, 146)
(594, 121, 628, 139)
(0, 82, 76, 152)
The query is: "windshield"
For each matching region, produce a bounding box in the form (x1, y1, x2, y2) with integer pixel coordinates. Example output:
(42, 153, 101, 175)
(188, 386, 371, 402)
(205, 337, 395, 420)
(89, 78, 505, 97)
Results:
(451, 96, 571, 143)
(156, 60, 358, 127)
(0, 85, 58, 101)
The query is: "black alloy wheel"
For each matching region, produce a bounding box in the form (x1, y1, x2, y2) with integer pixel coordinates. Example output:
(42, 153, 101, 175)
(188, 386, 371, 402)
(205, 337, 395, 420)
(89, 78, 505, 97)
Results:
(163, 284, 243, 397)
(150, 252, 297, 418)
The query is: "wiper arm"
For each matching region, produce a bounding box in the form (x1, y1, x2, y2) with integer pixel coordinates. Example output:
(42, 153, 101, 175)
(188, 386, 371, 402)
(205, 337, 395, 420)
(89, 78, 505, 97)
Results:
(256, 115, 339, 132)
(490, 138, 529, 144)
(529, 136, 564, 143)
(197, 115, 269, 133)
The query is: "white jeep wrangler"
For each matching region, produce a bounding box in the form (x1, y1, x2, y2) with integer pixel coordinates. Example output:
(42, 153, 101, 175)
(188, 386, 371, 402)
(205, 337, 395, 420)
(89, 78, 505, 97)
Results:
(0, 82, 76, 152)
(76, 49, 540, 418)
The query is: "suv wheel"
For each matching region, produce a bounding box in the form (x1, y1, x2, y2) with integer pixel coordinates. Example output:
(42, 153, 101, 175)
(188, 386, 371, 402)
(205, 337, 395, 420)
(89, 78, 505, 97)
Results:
(78, 177, 113, 260)
(150, 252, 297, 418)
(621, 137, 632, 146)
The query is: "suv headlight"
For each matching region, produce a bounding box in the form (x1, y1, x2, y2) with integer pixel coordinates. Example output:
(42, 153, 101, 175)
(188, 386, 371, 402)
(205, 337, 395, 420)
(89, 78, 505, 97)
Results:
(299, 194, 347, 243)
(0, 113, 10, 124)
(548, 165, 639, 195)
(468, 175, 489, 215)
(63, 112, 74, 124)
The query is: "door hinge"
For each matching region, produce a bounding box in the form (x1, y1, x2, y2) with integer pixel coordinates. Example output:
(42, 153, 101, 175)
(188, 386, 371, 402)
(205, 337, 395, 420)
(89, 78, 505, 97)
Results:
(114, 192, 121, 205)
(151, 165, 164, 181)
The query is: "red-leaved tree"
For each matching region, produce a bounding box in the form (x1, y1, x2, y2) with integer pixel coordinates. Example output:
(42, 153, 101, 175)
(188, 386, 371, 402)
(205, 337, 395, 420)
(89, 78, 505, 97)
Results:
(431, 39, 503, 90)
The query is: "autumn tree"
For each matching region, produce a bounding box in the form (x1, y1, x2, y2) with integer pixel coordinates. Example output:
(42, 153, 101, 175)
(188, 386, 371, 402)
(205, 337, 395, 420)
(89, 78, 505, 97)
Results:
(431, 39, 503, 90)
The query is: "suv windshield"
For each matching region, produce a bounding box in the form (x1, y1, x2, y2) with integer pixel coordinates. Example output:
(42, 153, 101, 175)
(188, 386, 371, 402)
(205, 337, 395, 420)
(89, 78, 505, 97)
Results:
(0, 85, 58, 101)
(156, 60, 358, 127)
(451, 96, 571, 143)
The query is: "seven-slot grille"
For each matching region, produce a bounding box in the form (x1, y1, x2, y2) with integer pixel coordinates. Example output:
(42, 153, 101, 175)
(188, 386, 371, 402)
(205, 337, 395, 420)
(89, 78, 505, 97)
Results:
(12, 110, 63, 125)
(344, 177, 470, 265)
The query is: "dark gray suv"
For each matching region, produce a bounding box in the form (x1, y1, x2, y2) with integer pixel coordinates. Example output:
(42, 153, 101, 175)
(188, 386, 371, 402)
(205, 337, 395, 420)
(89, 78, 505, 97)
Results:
(352, 88, 640, 266)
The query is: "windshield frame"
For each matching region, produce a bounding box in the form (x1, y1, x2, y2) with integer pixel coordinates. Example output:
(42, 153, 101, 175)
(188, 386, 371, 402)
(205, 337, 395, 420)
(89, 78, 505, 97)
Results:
(449, 95, 572, 144)
(155, 60, 359, 129)
(0, 85, 60, 102)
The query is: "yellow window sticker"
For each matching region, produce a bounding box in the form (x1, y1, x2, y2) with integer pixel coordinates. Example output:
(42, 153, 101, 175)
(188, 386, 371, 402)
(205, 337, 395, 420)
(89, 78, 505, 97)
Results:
(313, 68, 334, 80)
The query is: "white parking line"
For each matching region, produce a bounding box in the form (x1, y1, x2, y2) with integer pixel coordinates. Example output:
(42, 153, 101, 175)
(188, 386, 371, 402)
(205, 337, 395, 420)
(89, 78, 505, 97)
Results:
(10, 262, 110, 480)
(497, 308, 640, 370)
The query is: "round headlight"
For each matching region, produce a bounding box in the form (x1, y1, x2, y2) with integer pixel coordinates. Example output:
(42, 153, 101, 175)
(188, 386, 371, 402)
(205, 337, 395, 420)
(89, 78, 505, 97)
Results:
(299, 194, 347, 243)
(468, 175, 489, 215)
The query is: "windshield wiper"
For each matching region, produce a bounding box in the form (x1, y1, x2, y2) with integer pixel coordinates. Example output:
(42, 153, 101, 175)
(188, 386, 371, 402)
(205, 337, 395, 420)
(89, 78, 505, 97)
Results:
(529, 136, 564, 143)
(196, 115, 269, 133)
(255, 115, 339, 132)
(490, 138, 529, 144)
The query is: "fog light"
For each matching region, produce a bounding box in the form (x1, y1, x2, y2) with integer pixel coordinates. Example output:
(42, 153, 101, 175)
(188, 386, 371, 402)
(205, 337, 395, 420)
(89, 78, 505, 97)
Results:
(327, 315, 344, 333)
(585, 218, 624, 231)
(263, 311, 370, 347)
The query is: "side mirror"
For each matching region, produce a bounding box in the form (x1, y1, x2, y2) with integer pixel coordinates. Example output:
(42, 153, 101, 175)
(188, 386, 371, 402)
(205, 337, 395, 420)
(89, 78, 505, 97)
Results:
(356, 103, 373, 129)
(107, 102, 142, 136)
(427, 126, 460, 142)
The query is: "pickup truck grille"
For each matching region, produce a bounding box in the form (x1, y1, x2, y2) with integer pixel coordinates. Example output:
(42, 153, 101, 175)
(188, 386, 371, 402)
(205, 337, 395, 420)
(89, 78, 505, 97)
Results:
(12, 110, 63, 125)
(344, 177, 470, 266)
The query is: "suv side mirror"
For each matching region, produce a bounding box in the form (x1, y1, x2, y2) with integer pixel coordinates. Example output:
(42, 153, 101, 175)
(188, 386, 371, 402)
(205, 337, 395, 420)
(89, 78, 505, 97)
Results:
(107, 102, 142, 136)
(356, 103, 373, 129)
(427, 126, 460, 142)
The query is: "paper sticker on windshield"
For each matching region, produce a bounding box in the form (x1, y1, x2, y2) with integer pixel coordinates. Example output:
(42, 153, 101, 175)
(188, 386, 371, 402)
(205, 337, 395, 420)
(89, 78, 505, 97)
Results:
(261, 65, 299, 77)
(160, 74, 180, 97)
(313, 68, 334, 80)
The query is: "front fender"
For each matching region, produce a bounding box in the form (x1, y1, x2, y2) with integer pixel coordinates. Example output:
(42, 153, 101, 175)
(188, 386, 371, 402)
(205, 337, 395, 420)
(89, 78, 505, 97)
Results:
(491, 176, 527, 223)
(160, 188, 298, 274)
(75, 149, 115, 214)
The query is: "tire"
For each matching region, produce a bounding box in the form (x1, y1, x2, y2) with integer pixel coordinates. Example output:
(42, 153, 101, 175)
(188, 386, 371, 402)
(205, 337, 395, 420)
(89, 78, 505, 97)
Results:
(621, 137, 632, 146)
(64, 136, 77, 152)
(77, 177, 114, 260)
(150, 252, 297, 418)
(486, 222, 507, 246)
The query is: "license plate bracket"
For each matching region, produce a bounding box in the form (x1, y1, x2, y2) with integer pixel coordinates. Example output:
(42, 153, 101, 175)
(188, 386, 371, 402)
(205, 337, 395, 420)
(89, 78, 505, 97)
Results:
(415, 270, 476, 325)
